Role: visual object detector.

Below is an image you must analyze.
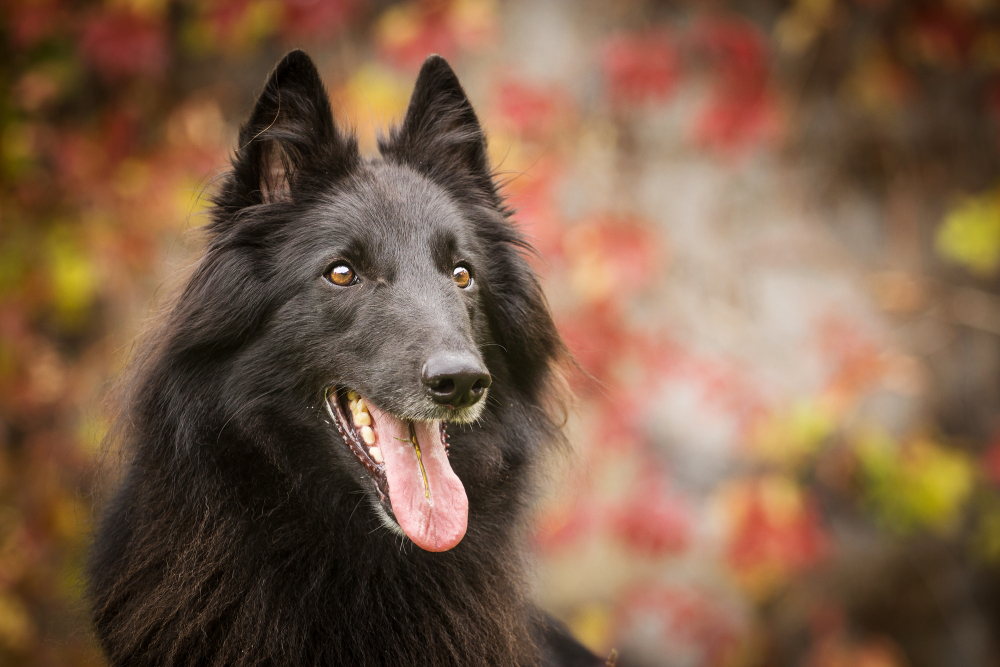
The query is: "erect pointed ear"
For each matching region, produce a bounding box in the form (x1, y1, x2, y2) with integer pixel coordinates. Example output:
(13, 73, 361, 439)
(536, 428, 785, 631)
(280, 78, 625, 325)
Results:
(216, 50, 357, 215)
(380, 55, 498, 205)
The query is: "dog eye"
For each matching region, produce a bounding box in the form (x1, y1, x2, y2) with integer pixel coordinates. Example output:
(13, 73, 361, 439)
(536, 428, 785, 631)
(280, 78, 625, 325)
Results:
(452, 266, 472, 289)
(326, 263, 357, 287)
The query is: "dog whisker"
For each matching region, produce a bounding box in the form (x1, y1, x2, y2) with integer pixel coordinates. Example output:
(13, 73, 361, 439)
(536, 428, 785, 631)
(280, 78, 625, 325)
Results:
(347, 495, 365, 524)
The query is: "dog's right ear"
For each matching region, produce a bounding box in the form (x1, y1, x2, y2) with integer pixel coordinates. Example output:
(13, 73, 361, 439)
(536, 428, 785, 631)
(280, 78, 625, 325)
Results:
(214, 50, 357, 218)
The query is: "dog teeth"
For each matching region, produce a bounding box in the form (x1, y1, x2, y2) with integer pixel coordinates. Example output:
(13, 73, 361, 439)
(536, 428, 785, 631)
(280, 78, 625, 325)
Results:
(369, 446, 383, 464)
(352, 397, 372, 428)
(343, 391, 377, 446)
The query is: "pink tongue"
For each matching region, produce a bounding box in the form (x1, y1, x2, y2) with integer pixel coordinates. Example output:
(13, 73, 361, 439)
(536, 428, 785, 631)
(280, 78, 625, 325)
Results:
(365, 402, 468, 552)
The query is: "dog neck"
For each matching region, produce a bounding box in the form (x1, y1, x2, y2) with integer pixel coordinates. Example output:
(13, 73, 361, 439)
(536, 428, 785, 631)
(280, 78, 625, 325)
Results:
(90, 399, 546, 666)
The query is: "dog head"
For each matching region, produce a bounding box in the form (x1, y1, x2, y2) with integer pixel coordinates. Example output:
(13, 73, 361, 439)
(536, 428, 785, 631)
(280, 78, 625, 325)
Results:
(155, 51, 564, 552)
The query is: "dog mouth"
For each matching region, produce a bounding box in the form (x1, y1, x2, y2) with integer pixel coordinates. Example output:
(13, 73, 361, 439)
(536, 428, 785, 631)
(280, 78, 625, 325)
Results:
(324, 387, 469, 552)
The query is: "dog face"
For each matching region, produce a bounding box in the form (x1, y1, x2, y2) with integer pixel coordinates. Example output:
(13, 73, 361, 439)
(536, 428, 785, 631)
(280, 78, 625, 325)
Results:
(281, 161, 495, 423)
(177, 51, 561, 552)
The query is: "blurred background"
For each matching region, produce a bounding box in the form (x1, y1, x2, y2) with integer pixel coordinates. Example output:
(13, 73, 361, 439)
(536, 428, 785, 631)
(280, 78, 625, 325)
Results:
(4, 0, 1000, 665)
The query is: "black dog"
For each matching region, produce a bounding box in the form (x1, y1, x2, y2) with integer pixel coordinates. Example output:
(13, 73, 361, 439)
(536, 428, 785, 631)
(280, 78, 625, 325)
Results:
(88, 50, 601, 666)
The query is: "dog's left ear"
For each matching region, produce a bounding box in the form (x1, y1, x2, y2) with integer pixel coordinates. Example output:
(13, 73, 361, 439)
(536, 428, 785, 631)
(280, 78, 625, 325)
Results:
(215, 50, 357, 218)
(380, 56, 497, 205)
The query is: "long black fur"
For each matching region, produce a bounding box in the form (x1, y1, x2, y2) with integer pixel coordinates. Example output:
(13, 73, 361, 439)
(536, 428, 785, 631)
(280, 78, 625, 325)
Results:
(89, 50, 600, 667)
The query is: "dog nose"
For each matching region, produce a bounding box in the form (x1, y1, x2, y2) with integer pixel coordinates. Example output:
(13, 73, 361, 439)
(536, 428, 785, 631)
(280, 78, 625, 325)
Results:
(422, 352, 491, 409)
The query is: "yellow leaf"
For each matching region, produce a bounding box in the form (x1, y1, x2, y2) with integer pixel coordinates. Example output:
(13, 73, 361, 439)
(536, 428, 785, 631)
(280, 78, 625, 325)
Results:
(1, 123, 36, 175)
(375, 4, 421, 51)
(179, 18, 215, 57)
(843, 51, 913, 116)
(760, 476, 805, 527)
(936, 189, 1000, 275)
(113, 158, 150, 200)
(47, 231, 98, 324)
(775, 0, 834, 55)
(339, 64, 411, 152)
(749, 400, 835, 466)
(857, 431, 974, 534)
(0, 593, 35, 651)
(567, 604, 612, 656)
(344, 64, 411, 122)
(974, 497, 1000, 563)
(216, 0, 281, 53)
(109, 0, 169, 18)
(449, 0, 498, 49)
(77, 413, 109, 457)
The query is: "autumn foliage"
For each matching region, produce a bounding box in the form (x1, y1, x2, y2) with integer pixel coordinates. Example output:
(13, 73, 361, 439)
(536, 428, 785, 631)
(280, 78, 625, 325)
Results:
(3, 1, 1000, 666)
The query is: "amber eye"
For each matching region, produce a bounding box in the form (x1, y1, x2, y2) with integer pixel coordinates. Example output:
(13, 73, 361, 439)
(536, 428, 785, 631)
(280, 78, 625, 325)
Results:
(326, 263, 356, 286)
(452, 265, 472, 289)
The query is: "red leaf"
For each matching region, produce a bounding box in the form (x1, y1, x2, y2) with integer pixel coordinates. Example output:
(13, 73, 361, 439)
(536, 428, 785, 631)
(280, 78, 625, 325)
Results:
(281, 0, 355, 39)
(7, 0, 66, 48)
(563, 215, 663, 305)
(558, 304, 632, 383)
(692, 17, 779, 154)
(534, 501, 594, 553)
(79, 10, 168, 80)
(495, 79, 572, 140)
(982, 438, 1000, 486)
(611, 477, 690, 557)
(694, 17, 769, 89)
(207, 0, 251, 41)
(912, 7, 976, 68)
(502, 159, 565, 260)
(725, 479, 828, 575)
(614, 586, 740, 666)
(377, 7, 458, 69)
(601, 28, 680, 107)
(694, 88, 779, 153)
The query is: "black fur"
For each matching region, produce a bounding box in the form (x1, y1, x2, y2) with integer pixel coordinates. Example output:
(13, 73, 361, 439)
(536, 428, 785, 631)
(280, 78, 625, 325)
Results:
(89, 50, 600, 667)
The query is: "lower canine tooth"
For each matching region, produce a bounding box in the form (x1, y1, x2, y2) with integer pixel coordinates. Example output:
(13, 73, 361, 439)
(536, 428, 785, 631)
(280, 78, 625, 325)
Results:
(360, 426, 375, 445)
(369, 446, 383, 464)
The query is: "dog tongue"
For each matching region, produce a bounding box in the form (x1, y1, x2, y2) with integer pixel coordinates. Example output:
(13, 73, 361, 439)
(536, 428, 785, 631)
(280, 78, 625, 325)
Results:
(365, 402, 468, 552)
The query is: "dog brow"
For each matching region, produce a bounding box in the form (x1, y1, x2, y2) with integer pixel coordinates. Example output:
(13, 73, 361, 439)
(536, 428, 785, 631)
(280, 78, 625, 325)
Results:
(430, 229, 458, 270)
